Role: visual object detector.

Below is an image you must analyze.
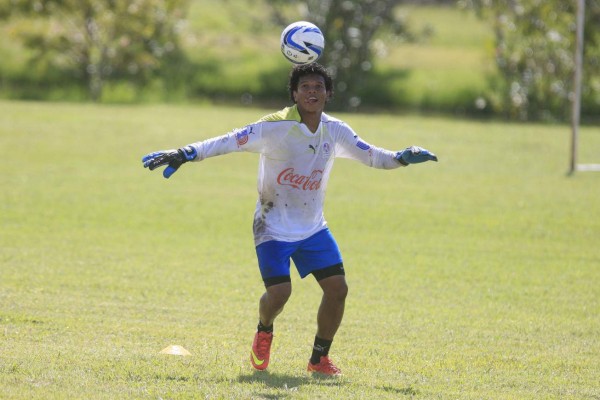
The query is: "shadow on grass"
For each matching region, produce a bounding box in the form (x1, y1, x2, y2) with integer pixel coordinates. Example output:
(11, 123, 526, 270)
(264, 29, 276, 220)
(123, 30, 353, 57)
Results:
(237, 369, 341, 389)
(237, 371, 418, 397)
(377, 383, 419, 396)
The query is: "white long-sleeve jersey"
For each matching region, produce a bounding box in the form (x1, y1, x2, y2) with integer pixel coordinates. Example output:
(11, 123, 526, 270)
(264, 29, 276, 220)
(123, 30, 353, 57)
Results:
(187, 105, 403, 246)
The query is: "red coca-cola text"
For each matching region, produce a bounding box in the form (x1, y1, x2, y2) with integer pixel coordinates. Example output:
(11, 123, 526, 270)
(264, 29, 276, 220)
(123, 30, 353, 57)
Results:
(277, 168, 323, 191)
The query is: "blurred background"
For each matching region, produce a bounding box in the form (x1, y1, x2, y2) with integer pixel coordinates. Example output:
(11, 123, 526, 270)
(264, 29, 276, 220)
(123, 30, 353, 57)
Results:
(0, 0, 598, 122)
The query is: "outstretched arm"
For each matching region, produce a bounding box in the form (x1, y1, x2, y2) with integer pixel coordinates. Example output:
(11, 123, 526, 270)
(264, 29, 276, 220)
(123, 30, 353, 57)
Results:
(334, 124, 438, 169)
(142, 124, 265, 179)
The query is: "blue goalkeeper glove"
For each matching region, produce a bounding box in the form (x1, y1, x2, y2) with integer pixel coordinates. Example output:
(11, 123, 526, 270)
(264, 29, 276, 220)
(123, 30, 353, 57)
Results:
(142, 146, 197, 178)
(395, 146, 438, 166)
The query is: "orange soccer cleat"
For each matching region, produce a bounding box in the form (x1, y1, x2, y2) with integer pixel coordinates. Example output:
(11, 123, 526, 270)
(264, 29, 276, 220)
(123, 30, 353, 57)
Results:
(250, 331, 273, 370)
(307, 356, 342, 376)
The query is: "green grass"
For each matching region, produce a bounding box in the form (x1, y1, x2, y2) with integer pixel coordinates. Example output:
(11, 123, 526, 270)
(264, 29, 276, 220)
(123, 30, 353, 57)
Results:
(1, 100, 599, 399)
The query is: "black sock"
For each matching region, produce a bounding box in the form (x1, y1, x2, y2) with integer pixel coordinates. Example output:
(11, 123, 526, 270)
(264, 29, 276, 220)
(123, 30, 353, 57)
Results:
(257, 320, 273, 333)
(310, 336, 332, 365)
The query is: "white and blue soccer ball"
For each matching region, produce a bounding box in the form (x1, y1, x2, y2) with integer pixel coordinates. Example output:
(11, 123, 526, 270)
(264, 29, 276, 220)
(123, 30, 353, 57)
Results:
(280, 21, 325, 65)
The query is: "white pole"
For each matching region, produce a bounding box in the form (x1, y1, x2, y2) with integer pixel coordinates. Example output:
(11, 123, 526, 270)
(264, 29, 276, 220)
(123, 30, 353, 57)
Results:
(570, 0, 585, 175)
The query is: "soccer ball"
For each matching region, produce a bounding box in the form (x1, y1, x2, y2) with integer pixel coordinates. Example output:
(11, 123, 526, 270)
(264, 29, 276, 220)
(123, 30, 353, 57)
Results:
(280, 21, 325, 65)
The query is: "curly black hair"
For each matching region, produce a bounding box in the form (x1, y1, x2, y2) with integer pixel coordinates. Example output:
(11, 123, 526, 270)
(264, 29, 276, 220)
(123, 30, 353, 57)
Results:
(288, 63, 334, 103)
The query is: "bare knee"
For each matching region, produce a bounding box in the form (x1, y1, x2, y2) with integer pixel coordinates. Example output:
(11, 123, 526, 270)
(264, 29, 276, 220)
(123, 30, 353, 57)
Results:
(319, 275, 348, 302)
(265, 282, 292, 309)
(331, 280, 348, 302)
(259, 282, 292, 326)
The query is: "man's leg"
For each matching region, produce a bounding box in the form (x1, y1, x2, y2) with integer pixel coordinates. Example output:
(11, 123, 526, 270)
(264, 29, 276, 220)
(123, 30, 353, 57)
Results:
(251, 280, 291, 371)
(291, 229, 346, 339)
(307, 273, 347, 375)
(253, 237, 297, 371)
(259, 281, 292, 327)
(316, 275, 348, 340)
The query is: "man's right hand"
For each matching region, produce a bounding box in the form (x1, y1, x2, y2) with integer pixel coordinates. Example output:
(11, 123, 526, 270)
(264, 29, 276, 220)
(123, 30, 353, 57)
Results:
(142, 146, 197, 178)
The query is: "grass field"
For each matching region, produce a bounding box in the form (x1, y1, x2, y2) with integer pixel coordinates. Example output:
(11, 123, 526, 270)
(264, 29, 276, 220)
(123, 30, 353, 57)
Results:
(1, 100, 599, 399)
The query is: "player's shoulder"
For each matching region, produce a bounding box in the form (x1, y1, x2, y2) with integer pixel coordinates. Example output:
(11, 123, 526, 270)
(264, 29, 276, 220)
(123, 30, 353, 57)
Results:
(321, 112, 345, 125)
(322, 112, 352, 134)
(257, 106, 301, 123)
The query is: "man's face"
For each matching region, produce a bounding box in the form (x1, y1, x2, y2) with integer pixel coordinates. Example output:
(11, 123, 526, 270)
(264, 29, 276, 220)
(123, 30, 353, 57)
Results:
(293, 74, 329, 113)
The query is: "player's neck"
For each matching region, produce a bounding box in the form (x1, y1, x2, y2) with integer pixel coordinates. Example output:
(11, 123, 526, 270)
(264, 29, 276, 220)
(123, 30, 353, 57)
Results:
(299, 110, 322, 133)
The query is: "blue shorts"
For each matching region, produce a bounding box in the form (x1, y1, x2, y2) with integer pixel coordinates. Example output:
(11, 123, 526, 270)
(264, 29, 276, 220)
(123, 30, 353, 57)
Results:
(255, 228, 343, 285)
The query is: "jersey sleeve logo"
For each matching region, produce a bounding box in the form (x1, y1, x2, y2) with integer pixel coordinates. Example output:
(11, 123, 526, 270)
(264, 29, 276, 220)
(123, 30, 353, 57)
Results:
(356, 140, 370, 150)
(235, 127, 252, 146)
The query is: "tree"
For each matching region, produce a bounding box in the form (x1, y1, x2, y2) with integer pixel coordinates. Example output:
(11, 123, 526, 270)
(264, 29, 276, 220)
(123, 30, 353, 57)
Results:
(263, 0, 414, 111)
(461, 0, 600, 121)
(1, 0, 189, 101)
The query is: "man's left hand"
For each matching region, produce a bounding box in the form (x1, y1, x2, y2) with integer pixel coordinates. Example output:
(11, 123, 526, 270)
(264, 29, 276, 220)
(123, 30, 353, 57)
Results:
(395, 146, 438, 166)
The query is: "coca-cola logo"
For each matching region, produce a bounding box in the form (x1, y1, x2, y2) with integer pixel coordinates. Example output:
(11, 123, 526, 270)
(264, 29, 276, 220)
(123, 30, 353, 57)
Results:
(277, 168, 323, 190)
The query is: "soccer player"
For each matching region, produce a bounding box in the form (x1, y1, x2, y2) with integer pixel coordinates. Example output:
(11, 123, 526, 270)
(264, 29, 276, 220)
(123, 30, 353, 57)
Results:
(142, 63, 437, 376)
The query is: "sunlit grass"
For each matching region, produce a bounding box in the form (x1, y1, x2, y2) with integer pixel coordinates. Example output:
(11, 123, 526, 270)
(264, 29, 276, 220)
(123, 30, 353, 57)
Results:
(1, 100, 599, 398)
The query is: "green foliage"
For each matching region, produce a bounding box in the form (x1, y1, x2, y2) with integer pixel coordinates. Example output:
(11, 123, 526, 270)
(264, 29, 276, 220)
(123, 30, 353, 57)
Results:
(3, 1, 600, 121)
(462, 0, 600, 121)
(0, 0, 494, 114)
(1, 100, 599, 398)
(0, 0, 190, 100)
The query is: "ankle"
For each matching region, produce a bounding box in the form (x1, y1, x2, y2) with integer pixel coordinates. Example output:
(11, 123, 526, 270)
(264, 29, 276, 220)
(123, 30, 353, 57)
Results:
(257, 320, 273, 333)
(310, 336, 332, 364)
